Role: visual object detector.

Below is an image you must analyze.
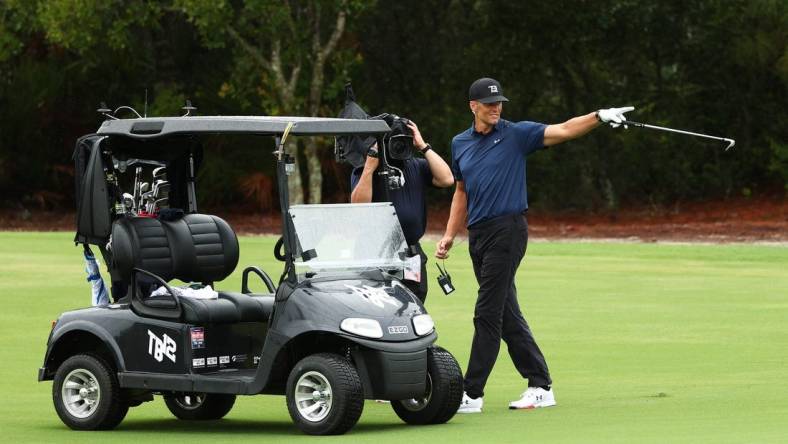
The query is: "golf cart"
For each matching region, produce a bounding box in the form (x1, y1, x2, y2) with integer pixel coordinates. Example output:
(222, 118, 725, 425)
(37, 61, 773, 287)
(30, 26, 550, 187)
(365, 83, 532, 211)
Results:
(38, 114, 463, 435)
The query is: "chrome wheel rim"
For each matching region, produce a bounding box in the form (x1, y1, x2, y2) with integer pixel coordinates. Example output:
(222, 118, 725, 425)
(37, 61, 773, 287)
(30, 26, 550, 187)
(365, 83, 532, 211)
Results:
(400, 373, 433, 412)
(172, 393, 206, 410)
(61, 368, 101, 419)
(294, 371, 333, 422)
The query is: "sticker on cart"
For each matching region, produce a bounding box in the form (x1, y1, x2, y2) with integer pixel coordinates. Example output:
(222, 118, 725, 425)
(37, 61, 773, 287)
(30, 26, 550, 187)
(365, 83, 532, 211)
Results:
(192, 358, 205, 368)
(219, 355, 230, 365)
(190, 327, 205, 349)
(207, 356, 218, 367)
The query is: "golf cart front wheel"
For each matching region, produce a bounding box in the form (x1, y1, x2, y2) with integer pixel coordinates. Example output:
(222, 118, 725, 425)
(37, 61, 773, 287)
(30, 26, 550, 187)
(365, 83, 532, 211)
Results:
(163, 392, 236, 420)
(392, 346, 463, 425)
(286, 353, 364, 435)
(52, 354, 129, 430)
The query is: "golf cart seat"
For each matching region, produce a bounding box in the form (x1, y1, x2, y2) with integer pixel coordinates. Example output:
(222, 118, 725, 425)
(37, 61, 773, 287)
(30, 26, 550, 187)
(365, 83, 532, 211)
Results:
(111, 214, 273, 324)
(218, 292, 275, 320)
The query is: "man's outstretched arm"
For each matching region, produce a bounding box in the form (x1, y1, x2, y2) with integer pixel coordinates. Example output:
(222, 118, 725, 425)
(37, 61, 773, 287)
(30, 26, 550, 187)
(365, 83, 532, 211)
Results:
(544, 106, 634, 146)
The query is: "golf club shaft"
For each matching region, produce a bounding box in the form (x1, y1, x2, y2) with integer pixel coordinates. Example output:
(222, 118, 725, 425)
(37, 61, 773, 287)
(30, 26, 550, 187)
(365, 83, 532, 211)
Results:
(623, 120, 735, 150)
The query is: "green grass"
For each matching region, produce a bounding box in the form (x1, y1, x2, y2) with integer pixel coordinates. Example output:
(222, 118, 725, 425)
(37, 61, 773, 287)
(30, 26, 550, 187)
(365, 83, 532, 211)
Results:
(1, 232, 787, 443)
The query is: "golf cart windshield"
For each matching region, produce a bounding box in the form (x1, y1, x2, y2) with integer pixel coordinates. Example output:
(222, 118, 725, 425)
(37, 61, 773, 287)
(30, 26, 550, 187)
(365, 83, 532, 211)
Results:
(289, 203, 407, 273)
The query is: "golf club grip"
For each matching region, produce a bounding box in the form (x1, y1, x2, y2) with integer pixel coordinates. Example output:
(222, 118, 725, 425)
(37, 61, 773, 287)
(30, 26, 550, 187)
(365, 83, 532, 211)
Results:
(620, 120, 645, 128)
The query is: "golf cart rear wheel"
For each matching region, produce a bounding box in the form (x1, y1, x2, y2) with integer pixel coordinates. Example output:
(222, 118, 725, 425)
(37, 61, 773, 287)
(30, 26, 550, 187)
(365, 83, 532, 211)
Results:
(163, 393, 236, 420)
(286, 353, 364, 435)
(52, 354, 129, 430)
(392, 346, 463, 425)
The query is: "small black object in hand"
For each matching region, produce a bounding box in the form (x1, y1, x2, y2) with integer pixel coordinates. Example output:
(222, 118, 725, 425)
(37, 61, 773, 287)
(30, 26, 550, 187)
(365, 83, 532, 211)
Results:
(436, 262, 455, 295)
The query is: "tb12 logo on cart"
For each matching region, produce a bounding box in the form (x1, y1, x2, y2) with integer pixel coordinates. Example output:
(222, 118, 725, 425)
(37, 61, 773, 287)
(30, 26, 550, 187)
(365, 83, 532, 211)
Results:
(147, 330, 177, 363)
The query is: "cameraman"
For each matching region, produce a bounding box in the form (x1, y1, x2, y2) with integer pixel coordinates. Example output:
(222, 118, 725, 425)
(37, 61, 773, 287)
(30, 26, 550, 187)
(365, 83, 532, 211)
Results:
(351, 120, 454, 303)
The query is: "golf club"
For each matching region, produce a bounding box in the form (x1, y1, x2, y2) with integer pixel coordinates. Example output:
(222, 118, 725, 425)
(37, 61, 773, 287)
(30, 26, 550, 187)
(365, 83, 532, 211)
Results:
(139, 186, 151, 213)
(132, 166, 143, 212)
(152, 179, 169, 198)
(622, 119, 736, 150)
(148, 197, 168, 214)
(156, 184, 170, 200)
(121, 192, 136, 215)
(152, 166, 167, 182)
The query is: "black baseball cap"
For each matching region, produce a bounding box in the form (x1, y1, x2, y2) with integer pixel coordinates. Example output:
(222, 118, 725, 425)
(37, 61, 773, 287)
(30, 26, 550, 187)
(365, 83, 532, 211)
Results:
(468, 77, 509, 103)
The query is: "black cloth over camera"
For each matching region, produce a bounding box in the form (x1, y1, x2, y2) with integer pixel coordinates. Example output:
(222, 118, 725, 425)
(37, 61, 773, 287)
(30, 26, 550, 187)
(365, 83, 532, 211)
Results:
(335, 83, 377, 168)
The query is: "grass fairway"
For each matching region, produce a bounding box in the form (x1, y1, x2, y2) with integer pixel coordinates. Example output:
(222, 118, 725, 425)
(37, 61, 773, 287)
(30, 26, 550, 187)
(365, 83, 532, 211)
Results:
(1, 232, 787, 443)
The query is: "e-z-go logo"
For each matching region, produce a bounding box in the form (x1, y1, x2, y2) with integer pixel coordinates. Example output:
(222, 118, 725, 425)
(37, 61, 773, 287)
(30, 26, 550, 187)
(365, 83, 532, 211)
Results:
(147, 330, 177, 363)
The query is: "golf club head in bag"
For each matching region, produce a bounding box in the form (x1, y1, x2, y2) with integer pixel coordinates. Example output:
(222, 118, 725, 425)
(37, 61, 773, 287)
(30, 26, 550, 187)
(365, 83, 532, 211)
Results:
(152, 180, 170, 199)
(141, 191, 154, 212)
(149, 197, 168, 214)
(121, 193, 136, 215)
(152, 166, 167, 182)
(137, 182, 149, 213)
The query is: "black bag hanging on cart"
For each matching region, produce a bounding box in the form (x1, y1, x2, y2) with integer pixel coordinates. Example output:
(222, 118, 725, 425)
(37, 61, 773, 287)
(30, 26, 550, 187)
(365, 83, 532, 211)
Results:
(335, 83, 377, 168)
(73, 134, 112, 246)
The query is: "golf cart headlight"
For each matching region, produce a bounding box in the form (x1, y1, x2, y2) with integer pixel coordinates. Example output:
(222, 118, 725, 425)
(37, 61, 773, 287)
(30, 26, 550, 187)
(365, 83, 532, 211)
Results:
(341, 318, 383, 339)
(412, 314, 434, 336)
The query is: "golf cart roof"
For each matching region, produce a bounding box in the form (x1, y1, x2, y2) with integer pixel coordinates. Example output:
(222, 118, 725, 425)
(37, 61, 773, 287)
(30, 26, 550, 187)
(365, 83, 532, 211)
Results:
(96, 116, 391, 139)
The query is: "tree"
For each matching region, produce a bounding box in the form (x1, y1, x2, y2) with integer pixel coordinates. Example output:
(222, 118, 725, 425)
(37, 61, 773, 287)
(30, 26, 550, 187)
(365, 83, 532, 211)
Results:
(356, 0, 787, 209)
(0, 0, 232, 209)
(176, 0, 367, 204)
(1, 0, 784, 211)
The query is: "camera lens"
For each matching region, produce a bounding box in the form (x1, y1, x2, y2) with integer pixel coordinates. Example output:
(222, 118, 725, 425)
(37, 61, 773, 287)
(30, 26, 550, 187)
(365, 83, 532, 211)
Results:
(388, 135, 412, 160)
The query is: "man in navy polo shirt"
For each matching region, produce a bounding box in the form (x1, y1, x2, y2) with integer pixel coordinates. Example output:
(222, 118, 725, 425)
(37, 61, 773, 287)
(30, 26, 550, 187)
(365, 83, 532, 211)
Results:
(436, 77, 633, 413)
(352, 119, 454, 302)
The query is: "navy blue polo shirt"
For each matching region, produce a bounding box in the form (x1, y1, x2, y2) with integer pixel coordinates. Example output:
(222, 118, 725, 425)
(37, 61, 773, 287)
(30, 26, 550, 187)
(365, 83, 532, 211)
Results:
(351, 158, 433, 245)
(451, 119, 546, 227)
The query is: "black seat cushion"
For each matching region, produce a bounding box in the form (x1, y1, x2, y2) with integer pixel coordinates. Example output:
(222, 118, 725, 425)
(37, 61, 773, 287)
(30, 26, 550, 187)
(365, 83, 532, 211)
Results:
(111, 217, 175, 281)
(219, 292, 275, 322)
(179, 297, 240, 324)
(164, 214, 239, 283)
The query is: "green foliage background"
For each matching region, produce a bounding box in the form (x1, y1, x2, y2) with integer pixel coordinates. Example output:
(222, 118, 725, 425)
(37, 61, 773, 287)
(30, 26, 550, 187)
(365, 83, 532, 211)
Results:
(1, 0, 786, 210)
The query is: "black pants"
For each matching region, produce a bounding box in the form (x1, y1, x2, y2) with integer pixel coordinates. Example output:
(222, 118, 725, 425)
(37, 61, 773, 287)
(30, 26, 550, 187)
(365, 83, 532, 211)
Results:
(402, 242, 428, 303)
(463, 213, 551, 398)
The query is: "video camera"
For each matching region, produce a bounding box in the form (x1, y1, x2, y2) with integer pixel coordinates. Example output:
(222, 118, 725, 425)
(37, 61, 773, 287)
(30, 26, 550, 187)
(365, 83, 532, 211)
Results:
(334, 83, 415, 191)
(335, 84, 418, 168)
(375, 113, 414, 161)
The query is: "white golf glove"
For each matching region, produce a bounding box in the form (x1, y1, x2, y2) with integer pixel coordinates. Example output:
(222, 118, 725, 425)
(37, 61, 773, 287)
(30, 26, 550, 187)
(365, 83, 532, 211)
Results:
(597, 106, 635, 128)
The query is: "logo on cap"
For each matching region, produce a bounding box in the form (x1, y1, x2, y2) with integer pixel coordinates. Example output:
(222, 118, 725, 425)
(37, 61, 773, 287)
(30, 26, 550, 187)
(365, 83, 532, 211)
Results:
(469, 77, 509, 103)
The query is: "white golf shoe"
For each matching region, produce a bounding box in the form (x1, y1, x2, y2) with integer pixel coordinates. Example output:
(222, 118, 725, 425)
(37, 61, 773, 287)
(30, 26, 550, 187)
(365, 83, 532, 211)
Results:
(508, 387, 556, 409)
(457, 392, 483, 413)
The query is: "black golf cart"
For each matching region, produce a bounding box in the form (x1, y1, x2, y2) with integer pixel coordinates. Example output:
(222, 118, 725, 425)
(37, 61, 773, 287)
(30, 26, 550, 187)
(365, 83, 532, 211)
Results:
(38, 115, 463, 435)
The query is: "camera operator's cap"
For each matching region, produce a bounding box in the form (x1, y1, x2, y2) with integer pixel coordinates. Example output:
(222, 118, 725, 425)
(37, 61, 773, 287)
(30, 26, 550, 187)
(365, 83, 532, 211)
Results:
(469, 77, 509, 103)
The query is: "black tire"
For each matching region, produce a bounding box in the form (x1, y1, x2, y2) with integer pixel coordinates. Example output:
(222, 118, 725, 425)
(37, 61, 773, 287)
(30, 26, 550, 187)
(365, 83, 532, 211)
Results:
(163, 393, 236, 420)
(286, 353, 364, 435)
(392, 346, 463, 425)
(52, 354, 129, 430)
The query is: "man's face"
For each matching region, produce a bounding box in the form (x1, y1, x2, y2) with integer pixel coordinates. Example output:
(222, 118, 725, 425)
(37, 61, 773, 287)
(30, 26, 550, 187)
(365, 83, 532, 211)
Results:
(470, 101, 503, 126)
